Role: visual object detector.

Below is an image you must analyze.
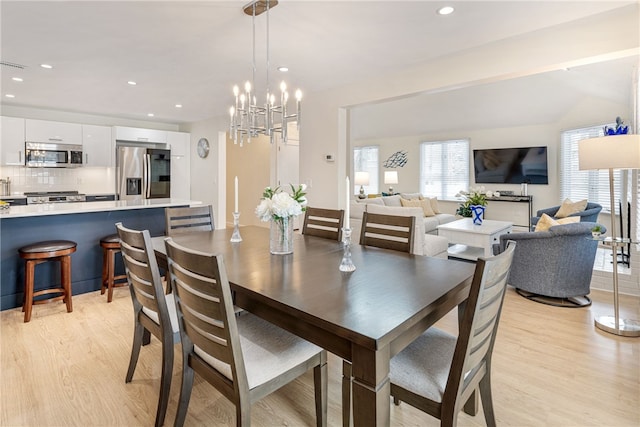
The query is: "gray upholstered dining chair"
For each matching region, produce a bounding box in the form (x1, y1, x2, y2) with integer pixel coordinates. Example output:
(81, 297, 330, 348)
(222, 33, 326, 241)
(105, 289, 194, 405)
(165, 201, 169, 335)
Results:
(164, 237, 328, 427)
(165, 205, 214, 236)
(359, 211, 415, 253)
(388, 241, 516, 427)
(302, 206, 345, 241)
(115, 222, 180, 427)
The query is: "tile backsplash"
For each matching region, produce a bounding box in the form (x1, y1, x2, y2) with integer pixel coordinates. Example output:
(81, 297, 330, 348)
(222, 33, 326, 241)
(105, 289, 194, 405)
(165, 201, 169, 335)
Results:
(0, 166, 115, 195)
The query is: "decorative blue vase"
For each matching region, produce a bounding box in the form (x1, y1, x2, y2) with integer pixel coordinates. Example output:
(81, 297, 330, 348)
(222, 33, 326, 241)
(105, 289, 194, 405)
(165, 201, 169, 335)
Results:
(470, 205, 485, 225)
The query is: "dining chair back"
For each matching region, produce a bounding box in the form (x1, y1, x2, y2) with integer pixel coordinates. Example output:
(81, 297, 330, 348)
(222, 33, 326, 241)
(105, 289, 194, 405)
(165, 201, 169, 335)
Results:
(359, 211, 415, 253)
(302, 207, 345, 241)
(115, 222, 180, 427)
(388, 240, 516, 426)
(165, 205, 214, 236)
(164, 237, 328, 427)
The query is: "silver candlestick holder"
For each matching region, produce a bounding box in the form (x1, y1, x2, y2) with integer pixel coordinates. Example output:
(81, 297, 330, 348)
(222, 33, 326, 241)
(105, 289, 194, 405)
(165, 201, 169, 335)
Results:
(339, 227, 356, 272)
(230, 211, 242, 242)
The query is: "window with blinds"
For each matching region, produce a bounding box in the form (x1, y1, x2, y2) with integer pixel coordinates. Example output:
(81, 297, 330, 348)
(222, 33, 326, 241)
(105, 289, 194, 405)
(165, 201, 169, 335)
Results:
(353, 146, 379, 194)
(560, 123, 620, 214)
(420, 139, 469, 199)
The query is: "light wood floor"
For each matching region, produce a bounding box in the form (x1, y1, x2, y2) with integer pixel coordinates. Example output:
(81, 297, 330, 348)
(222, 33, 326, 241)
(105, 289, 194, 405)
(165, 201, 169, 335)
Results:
(1, 287, 639, 426)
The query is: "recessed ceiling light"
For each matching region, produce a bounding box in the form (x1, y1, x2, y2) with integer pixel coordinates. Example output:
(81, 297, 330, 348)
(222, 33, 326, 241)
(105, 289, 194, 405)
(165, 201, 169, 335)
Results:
(175, 104, 182, 108)
(5, 94, 15, 98)
(277, 66, 289, 72)
(128, 81, 137, 86)
(437, 6, 454, 15)
(147, 113, 154, 117)
(40, 64, 53, 69)
(12, 77, 23, 82)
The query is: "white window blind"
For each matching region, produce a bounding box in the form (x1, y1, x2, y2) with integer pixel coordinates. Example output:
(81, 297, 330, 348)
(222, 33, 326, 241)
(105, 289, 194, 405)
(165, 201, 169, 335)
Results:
(353, 146, 379, 195)
(560, 123, 620, 214)
(420, 139, 469, 199)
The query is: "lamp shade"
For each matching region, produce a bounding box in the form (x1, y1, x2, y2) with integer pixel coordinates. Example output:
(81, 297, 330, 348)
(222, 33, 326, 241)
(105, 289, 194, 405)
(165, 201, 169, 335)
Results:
(354, 171, 370, 186)
(579, 134, 640, 170)
(384, 171, 398, 185)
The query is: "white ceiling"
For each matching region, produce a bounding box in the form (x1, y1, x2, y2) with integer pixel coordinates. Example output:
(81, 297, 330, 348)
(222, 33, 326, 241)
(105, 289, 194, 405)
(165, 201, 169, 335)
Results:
(0, 1, 636, 125)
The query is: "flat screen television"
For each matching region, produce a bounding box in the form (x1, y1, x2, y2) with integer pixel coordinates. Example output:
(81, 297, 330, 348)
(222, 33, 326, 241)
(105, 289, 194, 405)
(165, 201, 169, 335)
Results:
(473, 146, 548, 184)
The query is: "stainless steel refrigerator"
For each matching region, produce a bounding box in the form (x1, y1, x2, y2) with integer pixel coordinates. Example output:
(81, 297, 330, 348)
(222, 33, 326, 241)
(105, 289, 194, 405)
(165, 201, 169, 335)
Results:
(116, 146, 171, 200)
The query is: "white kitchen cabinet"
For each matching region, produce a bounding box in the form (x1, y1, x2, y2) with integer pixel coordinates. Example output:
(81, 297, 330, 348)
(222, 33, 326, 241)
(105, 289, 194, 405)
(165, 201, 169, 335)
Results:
(1, 116, 25, 165)
(114, 126, 167, 144)
(168, 131, 191, 199)
(167, 131, 190, 156)
(25, 119, 82, 145)
(82, 124, 113, 167)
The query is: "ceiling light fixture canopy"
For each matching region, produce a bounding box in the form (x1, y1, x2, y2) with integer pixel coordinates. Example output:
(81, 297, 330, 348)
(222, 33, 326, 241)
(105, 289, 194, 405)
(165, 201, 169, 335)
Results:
(229, 0, 301, 146)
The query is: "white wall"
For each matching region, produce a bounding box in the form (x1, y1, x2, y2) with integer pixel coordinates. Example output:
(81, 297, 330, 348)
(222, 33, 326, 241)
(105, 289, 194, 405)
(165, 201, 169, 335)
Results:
(179, 116, 227, 229)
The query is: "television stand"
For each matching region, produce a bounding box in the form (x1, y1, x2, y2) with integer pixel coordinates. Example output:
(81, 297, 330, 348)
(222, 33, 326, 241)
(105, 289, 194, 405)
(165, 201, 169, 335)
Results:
(484, 195, 533, 230)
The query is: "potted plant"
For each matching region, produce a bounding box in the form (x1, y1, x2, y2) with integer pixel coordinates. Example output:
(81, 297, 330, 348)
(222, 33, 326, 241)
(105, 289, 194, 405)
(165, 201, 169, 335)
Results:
(591, 224, 603, 238)
(455, 187, 499, 224)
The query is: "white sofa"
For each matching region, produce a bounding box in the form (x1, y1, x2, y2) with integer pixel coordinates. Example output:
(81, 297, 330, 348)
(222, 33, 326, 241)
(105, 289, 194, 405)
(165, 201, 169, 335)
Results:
(350, 194, 455, 258)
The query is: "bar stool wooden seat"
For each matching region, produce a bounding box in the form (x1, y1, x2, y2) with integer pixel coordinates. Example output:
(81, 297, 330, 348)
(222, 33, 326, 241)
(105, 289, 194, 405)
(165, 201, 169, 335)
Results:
(100, 234, 128, 302)
(19, 240, 76, 323)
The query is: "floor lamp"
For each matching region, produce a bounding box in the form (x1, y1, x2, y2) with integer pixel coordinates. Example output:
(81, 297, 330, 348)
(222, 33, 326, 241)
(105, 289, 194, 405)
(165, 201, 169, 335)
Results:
(579, 134, 640, 337)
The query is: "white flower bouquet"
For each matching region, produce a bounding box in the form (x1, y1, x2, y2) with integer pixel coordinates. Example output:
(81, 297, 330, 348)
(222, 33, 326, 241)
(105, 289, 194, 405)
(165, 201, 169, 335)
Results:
(256, 184, 308, 221)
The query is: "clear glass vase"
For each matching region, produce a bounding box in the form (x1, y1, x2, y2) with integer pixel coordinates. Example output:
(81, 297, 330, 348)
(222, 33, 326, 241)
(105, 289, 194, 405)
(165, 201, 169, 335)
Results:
(270, 216, 294, 254)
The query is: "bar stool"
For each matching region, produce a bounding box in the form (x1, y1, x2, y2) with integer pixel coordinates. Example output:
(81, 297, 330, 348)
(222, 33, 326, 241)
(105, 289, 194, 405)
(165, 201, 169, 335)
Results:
(19, 240, 76, 323)
(100, 234, 128, 302)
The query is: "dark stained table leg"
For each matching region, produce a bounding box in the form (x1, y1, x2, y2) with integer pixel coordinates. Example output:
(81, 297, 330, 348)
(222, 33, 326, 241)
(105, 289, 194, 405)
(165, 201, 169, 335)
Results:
(351, 344, 391, 427)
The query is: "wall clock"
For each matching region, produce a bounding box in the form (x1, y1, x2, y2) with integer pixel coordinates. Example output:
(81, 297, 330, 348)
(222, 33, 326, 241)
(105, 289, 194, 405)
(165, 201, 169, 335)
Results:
(197, 138, 210, 158)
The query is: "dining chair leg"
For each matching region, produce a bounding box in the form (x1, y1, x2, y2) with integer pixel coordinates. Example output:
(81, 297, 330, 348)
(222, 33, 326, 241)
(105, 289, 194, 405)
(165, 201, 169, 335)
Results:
(479, 373, 497, 427)
(154, 340, 173, 427)
(126, 320, 144, 383)
(342, 360, 352, 427)
(174, 358, 195, 427)
(314, 355, 328, 427)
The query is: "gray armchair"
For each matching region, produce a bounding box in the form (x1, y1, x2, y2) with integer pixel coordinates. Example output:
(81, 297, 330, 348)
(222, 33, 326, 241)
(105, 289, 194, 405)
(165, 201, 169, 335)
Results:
(494, 222, 605, 307)
(531, 202, 602, 227)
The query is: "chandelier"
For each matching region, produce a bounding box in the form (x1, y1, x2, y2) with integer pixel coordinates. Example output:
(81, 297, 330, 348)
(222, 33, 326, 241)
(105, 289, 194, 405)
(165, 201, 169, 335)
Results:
(229, 0, 301, 146)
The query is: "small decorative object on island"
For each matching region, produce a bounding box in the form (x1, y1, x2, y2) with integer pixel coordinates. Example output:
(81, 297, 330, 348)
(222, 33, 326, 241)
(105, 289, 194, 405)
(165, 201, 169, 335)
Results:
(455, 186, 500, 225)
(256, 184, 307, 254)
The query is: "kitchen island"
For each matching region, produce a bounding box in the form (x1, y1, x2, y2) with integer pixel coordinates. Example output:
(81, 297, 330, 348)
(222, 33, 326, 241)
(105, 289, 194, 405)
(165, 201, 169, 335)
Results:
(0, 198, 197, 310)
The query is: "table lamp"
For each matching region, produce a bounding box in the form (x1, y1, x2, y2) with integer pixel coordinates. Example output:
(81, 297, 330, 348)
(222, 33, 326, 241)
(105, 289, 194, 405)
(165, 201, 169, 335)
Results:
(579, 133, 640, 337)
(384, 171, 398, 194)
(354, 171, 370, 199)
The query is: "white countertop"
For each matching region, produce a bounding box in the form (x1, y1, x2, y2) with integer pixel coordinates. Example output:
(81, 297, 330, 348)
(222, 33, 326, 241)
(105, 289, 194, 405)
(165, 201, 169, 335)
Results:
(0, 198, 199, 219)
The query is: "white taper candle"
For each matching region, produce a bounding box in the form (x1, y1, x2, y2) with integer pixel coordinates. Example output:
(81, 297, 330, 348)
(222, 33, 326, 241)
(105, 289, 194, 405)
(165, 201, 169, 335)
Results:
(345, 176, 350, 230)
(234, 176, 239, 213)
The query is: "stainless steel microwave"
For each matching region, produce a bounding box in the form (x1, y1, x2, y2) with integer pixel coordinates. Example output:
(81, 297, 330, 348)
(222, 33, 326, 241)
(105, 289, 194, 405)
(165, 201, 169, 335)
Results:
(25, 142, 83, 168)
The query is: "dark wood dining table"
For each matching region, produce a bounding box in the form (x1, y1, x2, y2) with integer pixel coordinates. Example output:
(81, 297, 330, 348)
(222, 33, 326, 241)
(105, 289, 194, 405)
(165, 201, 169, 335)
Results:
(151, 225, 475, 427)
